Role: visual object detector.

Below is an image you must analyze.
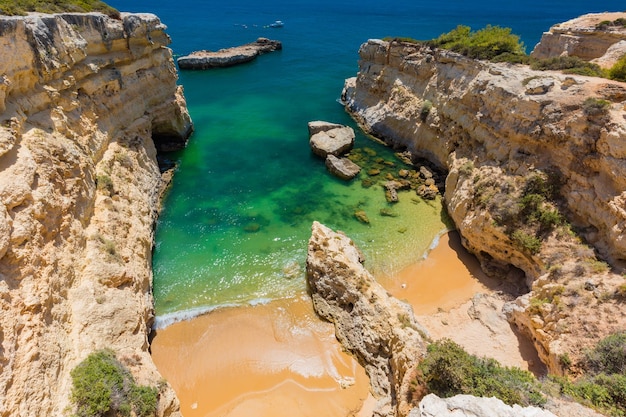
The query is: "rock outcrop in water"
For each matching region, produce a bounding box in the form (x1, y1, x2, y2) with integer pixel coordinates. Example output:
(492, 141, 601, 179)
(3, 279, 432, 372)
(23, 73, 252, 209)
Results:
(342, 24, 626, 375)
(306, 221, 428, 417)
(0, 12, 192, 416)
(177, 37, 282, 69)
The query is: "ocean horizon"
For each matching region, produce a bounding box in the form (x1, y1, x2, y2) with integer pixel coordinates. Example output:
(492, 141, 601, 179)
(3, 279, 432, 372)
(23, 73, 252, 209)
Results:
(107, 0, 625, 324)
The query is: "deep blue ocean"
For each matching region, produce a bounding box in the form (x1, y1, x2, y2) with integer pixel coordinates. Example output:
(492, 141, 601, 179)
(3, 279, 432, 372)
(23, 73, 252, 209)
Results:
(107, 0, 624, 326)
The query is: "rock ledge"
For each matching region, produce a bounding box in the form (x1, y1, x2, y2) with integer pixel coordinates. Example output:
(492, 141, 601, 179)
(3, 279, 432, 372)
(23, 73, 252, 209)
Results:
(177, 37, 282, 69)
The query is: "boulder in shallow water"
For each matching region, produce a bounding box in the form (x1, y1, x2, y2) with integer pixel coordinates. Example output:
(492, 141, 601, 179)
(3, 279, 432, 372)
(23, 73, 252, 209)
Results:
(307, 120, 345, 136)
(309, 122, 355, 158)
(325, 154, 361, 180)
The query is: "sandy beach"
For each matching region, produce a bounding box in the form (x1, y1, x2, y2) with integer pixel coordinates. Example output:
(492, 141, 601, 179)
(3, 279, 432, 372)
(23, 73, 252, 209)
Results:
(151, 231, 538, 416)
(151, 296, 371, 417)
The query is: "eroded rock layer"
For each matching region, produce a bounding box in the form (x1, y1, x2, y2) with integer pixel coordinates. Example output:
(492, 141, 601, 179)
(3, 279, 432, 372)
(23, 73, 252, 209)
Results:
(306, 221, 427, 417)
(0, 12, 192, 417)
(531, 12, 626, 68)
(343, 38, 626, 374)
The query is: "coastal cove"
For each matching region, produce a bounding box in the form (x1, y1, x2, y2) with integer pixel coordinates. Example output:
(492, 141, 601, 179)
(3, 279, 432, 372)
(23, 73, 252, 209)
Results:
(106, 0, 625, 323)
(102, 0, 625, 416)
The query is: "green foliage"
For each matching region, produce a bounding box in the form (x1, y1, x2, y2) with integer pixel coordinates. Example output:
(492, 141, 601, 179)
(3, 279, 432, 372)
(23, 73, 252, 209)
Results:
(382, 36, 420, 44)
(96, 174, 114, 195)
(609, 54, 626, 82)
(0, 0, 119, 17)
(530, 56, 605, 77)
(582, 97, 611, 116)
(596, 18, 626, 30)
(70, 349, 158, 417)
(427, 24, 526, 61)
(420, 100, 433, 121)
(417, 339, 546, 407)
(549, 332, 626, 416)
(511, 230, 542, 254)
(557, 373, 626, 416)
(585, 331, 626, 375)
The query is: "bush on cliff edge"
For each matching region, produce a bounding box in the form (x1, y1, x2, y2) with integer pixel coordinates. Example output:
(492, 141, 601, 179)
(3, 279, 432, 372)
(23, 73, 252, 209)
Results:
(70, 349, 158, 417)
(415, 339, 546, 407)
(426, 24, 527, 61)
(0, 0, 119, 18)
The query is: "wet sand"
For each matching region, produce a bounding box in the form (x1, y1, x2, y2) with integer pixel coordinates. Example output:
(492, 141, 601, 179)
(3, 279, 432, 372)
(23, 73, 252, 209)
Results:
(151, 296, 371, 417)
(151, 231, 537, 416)
(379, 231, 496, 315)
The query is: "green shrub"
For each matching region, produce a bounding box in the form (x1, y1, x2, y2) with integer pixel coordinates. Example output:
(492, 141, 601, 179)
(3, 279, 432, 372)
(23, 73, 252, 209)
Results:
(417, 339, 546, 407)
(420, 100, 433, 121)
(530, 56, 605, 77)
(582, 97, 611, 116)
(609, 54, 626, 82)
(558, 373, 626, 416)
(70, 349, 158, 417)
(585, 331, 626, 375)
(427, 24, 526, 61)
(596, 18, 626, 30)
(96, 174, 114, 195)
(511, 229, 542, 254)
(0, 0, 119, 17)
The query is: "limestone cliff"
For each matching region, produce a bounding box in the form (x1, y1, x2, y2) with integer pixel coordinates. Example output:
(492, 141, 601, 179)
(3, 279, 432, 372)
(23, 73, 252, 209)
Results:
(306, 222, 427, 417)
(531, 12, 626, 68)
(342, 37, 626, 374)
(0, 12, 192, 417)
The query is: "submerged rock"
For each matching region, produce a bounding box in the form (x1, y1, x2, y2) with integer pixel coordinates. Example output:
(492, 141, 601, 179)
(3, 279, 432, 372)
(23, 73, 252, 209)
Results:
(177, 37, 282, 69)
(325, 154, 361, 180)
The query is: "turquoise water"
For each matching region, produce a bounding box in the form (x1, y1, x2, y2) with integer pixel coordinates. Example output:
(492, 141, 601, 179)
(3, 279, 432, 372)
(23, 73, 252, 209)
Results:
(108, 0, 623, 325)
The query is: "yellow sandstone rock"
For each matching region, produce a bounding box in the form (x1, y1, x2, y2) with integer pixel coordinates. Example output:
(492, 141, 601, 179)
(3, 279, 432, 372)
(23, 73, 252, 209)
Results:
(0, 12, 192, 417)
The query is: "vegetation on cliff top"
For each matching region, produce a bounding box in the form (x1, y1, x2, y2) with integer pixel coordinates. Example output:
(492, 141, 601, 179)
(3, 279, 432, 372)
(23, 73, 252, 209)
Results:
(426, 24, 527, 61)
(416, 334, 626, 416)
(415, 339, 546, 407)
(70, 349, 158, 417)
(551, 331, 626, 416)
(386, 25, 626, 82)
(0, 0, 119, 18)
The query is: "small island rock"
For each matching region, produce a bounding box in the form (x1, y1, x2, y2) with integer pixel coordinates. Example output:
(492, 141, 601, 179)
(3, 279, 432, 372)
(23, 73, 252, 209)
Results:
(177, 38, 282, 69)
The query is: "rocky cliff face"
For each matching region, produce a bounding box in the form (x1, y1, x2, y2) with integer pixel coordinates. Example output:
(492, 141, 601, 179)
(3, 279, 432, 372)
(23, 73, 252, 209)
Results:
(343, 38, 626, 374)
(531, 12, 626, 68)
(0, 12, 192, 417)
(306, 222, 427, 417)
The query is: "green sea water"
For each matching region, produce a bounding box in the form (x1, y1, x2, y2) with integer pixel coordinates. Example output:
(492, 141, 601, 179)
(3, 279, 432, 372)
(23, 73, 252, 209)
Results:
(153, 57, 451, 326)
(124, 0, 624, 327)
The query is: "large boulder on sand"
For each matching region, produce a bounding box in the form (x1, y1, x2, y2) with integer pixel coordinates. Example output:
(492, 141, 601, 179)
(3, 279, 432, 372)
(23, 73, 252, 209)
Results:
(325, 155, 361, 180)
(309, 122, 355, 158)
(306, 222, 427, 417)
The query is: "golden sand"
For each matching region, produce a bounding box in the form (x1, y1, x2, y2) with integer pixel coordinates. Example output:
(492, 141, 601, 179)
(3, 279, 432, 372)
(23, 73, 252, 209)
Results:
(151, 297, 371, 417)
(379, 231, 496, 314)
(151, 231, 528, 416)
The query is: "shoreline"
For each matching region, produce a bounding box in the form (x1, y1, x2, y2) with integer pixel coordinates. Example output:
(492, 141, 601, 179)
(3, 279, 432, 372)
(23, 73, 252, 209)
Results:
(151, 230, 539, 416)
